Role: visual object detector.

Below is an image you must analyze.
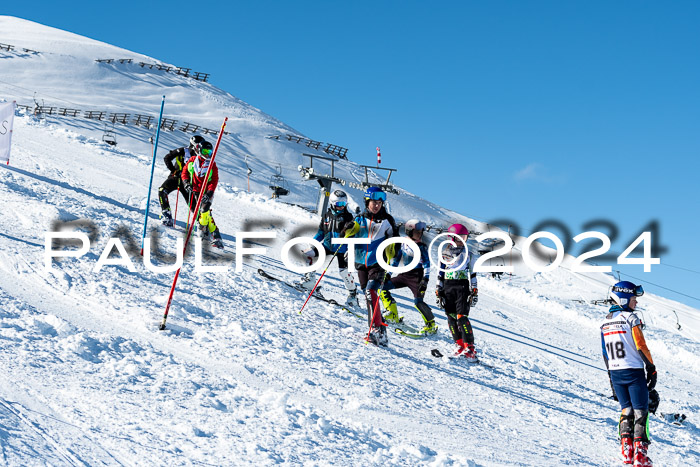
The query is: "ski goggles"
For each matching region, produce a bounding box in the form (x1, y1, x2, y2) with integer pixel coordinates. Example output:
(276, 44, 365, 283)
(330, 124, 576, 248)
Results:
(414, 221, 427, 231)
(333, 201, 347, 207)
(366, 191, 386, 201)
(200, 148, 213, 157)
(612, 284, 644, 296)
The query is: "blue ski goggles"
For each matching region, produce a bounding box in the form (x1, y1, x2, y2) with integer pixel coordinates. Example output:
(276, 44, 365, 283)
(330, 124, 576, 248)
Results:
(366, 191, 386, 201)
(333, 201, 347, 207)
(612, 284, 644, 296)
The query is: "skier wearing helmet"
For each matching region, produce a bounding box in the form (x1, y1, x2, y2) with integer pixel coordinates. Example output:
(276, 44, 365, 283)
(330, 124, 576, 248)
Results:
(298, 190, 360, 307)
(380, 219, 438, 335)
(341, 186, 397, 346)
(435, 223, 479, 361)
(158, 135, 205, 227)
(181, 140, 224, 249)
(601, 281, 656, 466)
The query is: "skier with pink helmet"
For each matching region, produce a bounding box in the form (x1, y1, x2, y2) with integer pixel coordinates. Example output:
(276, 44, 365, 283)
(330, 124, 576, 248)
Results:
(435, 223, 479, 362)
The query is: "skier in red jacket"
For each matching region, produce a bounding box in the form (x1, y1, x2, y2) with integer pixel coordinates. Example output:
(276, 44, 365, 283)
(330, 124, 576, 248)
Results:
(181, 140, 223, 249)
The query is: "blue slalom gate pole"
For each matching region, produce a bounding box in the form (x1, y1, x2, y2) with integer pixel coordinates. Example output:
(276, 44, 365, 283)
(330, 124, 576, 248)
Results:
(140, 95, 165, 255)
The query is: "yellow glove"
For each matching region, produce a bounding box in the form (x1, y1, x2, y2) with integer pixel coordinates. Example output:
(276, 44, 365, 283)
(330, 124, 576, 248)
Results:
(343, 221, 360, 238)
(385, 243, 397, 261)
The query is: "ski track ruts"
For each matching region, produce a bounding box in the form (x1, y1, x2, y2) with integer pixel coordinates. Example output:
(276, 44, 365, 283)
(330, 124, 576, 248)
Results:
(3, 248, 599, 465)
(0, 253, 460, 464)
(0, 397, 117, 467)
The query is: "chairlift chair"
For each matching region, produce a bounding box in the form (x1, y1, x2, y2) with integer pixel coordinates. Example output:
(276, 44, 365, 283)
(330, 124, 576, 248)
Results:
(102, 124, 117, 146)
(269, 165, 289, 198)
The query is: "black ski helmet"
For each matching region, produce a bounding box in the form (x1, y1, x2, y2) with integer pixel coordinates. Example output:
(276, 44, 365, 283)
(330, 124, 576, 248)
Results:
(189, 135, 205, 150)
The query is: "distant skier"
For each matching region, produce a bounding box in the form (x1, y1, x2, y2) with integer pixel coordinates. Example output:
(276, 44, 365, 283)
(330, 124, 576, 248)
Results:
(298, 190, 360, 307)
(181, 140, 224, 249)
(342, 187, 397, 346)
(601, 281, 656, 466)
(435, 223, 478, 362)
(380, 219, 438, 334)
(158, 135, 205, 226)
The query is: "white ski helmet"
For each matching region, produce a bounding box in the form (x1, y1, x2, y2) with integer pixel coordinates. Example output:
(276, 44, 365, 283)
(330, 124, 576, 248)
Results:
(329, 190, 348, 210)
(404, 219, 426, 237)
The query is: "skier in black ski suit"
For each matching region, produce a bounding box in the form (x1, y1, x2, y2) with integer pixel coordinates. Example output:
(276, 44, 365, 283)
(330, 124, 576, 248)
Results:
(158, 135, 205, 226)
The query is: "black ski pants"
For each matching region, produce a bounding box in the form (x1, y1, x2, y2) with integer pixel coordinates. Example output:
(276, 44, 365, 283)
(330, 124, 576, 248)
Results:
(444, 279, 474, 346)
(384, 268, 435, 323)
(158, 175, 189, 212)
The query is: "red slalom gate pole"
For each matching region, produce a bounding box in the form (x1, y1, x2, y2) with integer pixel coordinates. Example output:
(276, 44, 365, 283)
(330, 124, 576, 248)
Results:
(159, 117, 228, 331)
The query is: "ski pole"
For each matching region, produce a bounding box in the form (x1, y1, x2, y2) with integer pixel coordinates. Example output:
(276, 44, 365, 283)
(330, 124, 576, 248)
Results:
(173, 177, 180, 226)
(298, 248, 341, 315)
(186, 188, 193, 232)
(160, 117, 228, 331)
(140, 96, 165, 255)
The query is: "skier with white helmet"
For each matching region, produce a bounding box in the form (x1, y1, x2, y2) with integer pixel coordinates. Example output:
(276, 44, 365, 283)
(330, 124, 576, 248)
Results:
(601, 281, 656, 466)
(380, 219, 438, 334)
(158, 135, 205, 227)
(435, 223, 479, 361)
(298, 190, 360, 307)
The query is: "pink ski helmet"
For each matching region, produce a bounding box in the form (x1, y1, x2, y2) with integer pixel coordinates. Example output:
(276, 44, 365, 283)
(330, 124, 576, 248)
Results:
(448, 223, 470, 236)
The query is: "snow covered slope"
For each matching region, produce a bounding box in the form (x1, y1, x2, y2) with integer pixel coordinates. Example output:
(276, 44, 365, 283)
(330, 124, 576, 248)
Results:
(1, 16, 699, 466)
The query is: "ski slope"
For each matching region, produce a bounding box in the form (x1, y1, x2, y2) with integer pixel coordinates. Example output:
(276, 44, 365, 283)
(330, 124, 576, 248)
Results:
(1, 16, 699, 466)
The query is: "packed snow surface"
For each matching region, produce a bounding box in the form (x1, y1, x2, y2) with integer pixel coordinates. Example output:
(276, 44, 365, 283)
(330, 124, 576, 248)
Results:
(1, 16, 698, 466)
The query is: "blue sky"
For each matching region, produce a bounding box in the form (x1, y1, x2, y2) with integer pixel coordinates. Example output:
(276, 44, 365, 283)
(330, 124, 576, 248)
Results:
(7, 1, 700, 309)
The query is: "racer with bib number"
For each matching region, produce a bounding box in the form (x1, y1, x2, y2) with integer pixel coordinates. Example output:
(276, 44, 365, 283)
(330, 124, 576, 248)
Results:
(181, 140, 223, 249)
(601, 281, 656, 466)
(341, 187, 397, 347)
(435, 223, 478, 362)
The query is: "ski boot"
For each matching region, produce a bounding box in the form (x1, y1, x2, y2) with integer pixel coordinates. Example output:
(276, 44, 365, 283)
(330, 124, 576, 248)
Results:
(633, 441, 653, 467)
(454, 338, 466, 356)
(380, 290, 403, 324)
(211, 229, 224, 249)
(420, 319, 438, 335)
(198, 223, 210, 240)
(367, 326, 388, 347)
(161, 209, 173, 227)
(345, 289, 360, 308)
(621, 436, 634, 465)
(463, 344, 478, 363)
(297, 272, 315, 291)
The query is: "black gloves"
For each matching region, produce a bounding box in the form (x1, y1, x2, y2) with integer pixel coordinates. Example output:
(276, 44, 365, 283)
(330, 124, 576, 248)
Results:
(435, 288, 445, 309)
(201, 190, 214, 210)
(646, 364, 657, 390)
(183, 181, 193, 198)
(418, 277, 429, 298)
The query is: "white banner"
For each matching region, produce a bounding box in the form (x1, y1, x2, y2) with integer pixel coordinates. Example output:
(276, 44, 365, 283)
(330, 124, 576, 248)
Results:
(0, 101, 16, 164)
